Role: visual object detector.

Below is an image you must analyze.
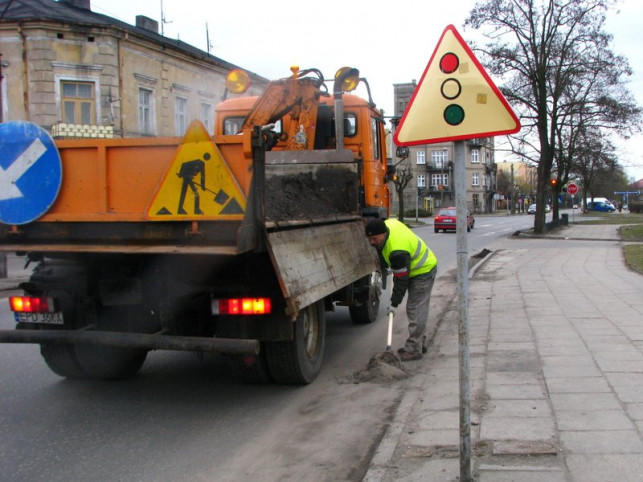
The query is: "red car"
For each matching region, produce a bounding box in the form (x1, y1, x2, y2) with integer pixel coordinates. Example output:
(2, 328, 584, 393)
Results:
(434, 207, 475, 233)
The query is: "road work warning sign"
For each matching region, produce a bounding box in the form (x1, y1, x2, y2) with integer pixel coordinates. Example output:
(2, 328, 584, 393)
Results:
(147, 121, 246, 220)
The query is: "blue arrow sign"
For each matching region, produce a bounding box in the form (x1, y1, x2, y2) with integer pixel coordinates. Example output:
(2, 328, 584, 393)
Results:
(0, 121, 62, 225)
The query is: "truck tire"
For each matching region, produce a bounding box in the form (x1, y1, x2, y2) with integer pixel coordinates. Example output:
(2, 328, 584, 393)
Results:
(41, 343, 147, 380)
(227, 349, 273, 384)
(40, 344, 86, 379)
(74, 345, 147, 380)
(265, 301, 325, 384)
(349, 271, 382, 324)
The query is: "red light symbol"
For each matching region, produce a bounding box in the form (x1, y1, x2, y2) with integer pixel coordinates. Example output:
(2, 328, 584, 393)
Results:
(440, 52, 459, 74)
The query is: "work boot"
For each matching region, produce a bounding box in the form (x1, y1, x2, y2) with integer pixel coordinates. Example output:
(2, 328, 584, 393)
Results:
(398, 350, 422, 362)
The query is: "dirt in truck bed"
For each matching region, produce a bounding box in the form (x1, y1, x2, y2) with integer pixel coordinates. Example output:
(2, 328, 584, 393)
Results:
(265, 172, 355, 223)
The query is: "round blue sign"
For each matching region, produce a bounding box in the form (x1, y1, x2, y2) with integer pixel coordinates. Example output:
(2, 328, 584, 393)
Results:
(0, 121, 62, 225)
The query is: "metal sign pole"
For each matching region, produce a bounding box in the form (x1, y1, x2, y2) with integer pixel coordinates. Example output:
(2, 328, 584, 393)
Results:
(454, 140, 472, 481)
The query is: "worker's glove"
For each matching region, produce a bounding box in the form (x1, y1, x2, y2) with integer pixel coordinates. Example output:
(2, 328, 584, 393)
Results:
(387, 306, 397, 317)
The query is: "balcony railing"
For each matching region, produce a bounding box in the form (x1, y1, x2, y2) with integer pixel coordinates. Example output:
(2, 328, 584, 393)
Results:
(51, 123, 114, 139)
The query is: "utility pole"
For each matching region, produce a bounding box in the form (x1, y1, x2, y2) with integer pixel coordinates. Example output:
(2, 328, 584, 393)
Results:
(510, 162, 515, 214)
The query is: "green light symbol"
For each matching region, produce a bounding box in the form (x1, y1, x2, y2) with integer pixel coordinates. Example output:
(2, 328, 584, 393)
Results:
(444, 104, 465, 126)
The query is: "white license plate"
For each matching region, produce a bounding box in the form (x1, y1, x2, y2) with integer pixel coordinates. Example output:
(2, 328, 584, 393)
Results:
(14, 311, 64, 325)
(443, 219, 453, 223)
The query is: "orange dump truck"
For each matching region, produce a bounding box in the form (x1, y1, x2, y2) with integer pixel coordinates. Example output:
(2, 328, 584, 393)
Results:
(0, 68, 391, 384)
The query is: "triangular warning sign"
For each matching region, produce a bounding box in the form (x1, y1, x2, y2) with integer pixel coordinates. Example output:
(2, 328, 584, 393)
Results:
(147, 120, 246, 220)
(394, 25, 521, 146)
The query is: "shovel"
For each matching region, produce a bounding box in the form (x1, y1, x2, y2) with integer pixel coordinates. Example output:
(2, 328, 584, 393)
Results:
(371, 311, 400, 366)
(386, 311, 394, 352)
(359, 310, 403, 378)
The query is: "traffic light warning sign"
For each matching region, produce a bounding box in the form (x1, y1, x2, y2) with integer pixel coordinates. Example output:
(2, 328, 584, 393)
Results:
(394, 25, 521, 146)
(147, 120, 246, 220)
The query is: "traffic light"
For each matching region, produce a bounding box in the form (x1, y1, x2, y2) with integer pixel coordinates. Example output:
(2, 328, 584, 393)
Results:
(548, 179, 559, 188)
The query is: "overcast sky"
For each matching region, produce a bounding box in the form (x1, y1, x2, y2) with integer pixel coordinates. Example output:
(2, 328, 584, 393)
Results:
(89, 0, 643, 181)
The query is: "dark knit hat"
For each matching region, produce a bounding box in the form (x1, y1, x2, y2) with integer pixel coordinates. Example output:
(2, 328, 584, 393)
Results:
(365, 218, 387, 236)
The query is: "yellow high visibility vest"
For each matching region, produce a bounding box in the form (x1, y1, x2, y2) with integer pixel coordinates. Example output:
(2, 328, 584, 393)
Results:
(382, 219, 437, 278)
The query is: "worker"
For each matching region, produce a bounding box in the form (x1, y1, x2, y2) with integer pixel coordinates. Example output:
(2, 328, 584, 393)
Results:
(365, 218, 438, 361)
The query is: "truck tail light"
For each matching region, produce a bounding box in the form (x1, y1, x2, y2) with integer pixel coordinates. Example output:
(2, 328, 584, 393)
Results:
(9, 296, 55, 313)
(211, 298, 272, 315)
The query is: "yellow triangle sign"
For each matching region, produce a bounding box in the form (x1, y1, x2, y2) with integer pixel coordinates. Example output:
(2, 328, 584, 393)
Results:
(394, 25, 521, 146)
(147, 120, 246, 220)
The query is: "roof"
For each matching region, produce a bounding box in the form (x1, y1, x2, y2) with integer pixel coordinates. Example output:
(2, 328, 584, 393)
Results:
(0, 0, 267, 82)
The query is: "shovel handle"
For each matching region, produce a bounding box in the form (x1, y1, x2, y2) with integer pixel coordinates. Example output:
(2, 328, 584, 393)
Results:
(386, 311, 394, 351)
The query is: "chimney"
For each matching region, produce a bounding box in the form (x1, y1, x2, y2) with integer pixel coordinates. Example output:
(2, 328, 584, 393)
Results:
(136, 15, 159, 34)
(61, 0, 91, 10)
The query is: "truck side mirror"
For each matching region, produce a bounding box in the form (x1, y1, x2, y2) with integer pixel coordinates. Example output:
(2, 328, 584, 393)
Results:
(396, 146, 409, 159)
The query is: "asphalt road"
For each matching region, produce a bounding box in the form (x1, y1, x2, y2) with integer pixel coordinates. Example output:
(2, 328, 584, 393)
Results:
(0, 213, 542, 481)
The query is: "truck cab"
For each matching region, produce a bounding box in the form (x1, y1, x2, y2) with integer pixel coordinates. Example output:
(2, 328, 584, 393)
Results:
(215, 79, 390, 219)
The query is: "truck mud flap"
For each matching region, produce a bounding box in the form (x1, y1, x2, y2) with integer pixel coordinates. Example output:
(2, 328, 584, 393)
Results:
(0, 330, 259, 355)
(267, 219, 377, 318)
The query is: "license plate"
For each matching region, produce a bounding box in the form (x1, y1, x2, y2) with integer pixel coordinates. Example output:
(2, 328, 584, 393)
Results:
(14, 311, 64, 325)
(443, 219, 453, 223)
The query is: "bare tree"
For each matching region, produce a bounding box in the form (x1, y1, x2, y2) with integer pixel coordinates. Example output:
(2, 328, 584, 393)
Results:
(466, 0, 641, 233)
(393, 164, 413, 222)
(572, 128, 618, 209)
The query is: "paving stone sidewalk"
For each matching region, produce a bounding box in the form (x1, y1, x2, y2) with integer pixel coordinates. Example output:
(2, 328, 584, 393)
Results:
(366, 223, 643, 481)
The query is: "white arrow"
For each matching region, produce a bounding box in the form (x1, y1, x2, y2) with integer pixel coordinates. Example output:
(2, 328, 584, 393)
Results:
(0, 138, 48, 201)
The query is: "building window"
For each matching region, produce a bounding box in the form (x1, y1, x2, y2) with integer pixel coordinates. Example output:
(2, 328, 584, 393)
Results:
(431, 150, 448, 168)
(61, 81, 94, 125)
(471, 149, 480, 163)
(138, 88, 154, 135)
(472, 173, 480, 186)
(200, 103, 213, 132)
(431, 173, 449, 188)
(417, 174, 426, 188)
(417, 151, 426, 164)
(175, 97, 188, 136)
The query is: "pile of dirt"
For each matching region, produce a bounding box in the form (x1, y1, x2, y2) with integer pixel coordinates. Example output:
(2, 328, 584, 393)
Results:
(264, 168, 359, 223)
(348, 351, 410, 384)
(265, 173, 343, 222)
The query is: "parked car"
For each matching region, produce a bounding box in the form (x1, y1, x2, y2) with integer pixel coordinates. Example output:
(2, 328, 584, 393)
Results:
(587, 201, 615, 212)
(527, 204, 550, 214)
(434, 207, 475, 233)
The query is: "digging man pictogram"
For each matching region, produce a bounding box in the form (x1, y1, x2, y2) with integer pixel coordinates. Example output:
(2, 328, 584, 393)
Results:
(177, 152, 210, 214)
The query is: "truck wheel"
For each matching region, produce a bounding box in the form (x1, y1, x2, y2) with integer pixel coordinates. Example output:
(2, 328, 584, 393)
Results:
(227, 349, 273, 384)
(40, 344, 147, 380)
(73, 345, 147, 380)
(40, 344, 86, 379)
(349, 271, 382, 324)
(265, 301, 325, 384)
